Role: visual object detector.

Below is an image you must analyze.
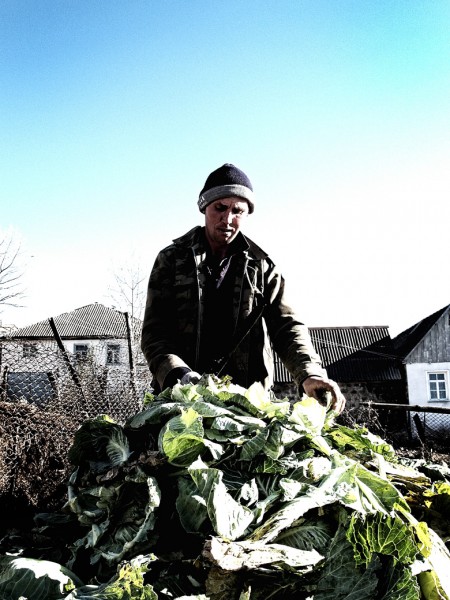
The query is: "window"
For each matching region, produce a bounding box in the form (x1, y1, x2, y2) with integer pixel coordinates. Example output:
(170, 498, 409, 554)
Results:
(74, 344, 89, 361)
(23, 344, 38, 358)
(428, 372, 448, 401)
(107, 344, 121, 365)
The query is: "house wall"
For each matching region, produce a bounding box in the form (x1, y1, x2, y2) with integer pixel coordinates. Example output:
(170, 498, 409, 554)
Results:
(406, 362, 450, 406)
(403, 310, 450, 433)
(1, 338, 131, 372)
(405, 361, 450, 435)
(1, 339, 58, 372)
(1, 336, 150, 409)
(67, 338, 130, 367)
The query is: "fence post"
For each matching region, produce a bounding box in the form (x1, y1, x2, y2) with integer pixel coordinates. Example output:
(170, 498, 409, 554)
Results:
(124, 312, 137, 402)
(48, 317, 87, 407)
(0, 364, 9, 402)
(412, 413, 426, 445)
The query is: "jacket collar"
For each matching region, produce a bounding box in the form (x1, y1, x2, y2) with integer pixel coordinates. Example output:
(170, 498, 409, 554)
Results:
(173, 226, 268, 260)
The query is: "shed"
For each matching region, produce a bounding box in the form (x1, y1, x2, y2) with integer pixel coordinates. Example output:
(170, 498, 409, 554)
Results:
(274, 326, 404, 405)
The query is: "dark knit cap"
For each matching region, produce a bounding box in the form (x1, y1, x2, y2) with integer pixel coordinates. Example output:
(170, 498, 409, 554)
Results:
(198, 163, 255, 213)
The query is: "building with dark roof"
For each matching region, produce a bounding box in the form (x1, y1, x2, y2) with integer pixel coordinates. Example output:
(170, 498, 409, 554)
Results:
(274, 325, 405, 405)
(0, 303, 149, 410)
(9, 302, 139, 340)
(392, 304, 450, 409)
(4, 302, 144, 368)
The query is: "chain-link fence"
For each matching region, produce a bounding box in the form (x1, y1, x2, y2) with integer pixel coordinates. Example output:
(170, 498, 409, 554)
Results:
(0, 334, 153, 516)
(342, 400, 450, 454)
(1, 332, 449, 520)
(408, 408, 450, 445)
(0, 337, 152, 424)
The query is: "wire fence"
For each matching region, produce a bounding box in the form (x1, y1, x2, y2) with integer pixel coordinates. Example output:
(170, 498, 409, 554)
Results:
(0, 330, 153, 515)
(0, 329, 449, 517)
(0, 337, 152, 424)
(341, 400, 450, 454)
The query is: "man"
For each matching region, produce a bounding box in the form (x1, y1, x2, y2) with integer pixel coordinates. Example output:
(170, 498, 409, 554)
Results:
(141, 163, 345, 413)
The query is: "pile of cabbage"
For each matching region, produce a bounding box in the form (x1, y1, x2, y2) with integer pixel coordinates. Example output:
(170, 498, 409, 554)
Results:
(1, 375, 450, 599)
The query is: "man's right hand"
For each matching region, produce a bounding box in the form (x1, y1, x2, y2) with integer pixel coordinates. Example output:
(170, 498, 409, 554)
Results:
(180, 371, 202, 385)
(302, 375, 346, 414)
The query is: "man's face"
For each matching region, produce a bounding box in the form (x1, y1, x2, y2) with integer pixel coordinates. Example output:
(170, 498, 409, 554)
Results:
(204, 197, 249, 253)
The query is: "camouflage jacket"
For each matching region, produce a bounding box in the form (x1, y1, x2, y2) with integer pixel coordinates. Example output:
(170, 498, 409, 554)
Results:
(141, 226, 326, 392)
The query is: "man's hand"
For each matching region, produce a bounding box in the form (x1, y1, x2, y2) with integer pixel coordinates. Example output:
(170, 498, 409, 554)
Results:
(302, 376, 346, 414)
(180, 371, 202, 385)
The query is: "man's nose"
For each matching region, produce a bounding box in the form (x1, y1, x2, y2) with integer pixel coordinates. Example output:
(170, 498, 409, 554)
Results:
(221, 209, 233, 223)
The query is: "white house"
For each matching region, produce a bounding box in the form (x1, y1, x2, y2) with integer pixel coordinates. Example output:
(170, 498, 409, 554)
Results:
(392, 304, 450, 434)
(0, 303, 151, 420)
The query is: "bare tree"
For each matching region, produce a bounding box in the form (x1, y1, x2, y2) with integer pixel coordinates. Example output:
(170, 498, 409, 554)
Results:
(107, 260, 146, 322)
(0, 229, 26, 311)
(107, 253, 147, 342)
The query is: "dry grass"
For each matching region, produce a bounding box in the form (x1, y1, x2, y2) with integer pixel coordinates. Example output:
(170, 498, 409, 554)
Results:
(0, 401, 79, 524)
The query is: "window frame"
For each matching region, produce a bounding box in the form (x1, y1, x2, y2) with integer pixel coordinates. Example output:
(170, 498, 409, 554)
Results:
(106, 343, 121, 365)
(427, 371, 449, 402)
(23, 343, 38, 358)
(74, 343, 89, 361)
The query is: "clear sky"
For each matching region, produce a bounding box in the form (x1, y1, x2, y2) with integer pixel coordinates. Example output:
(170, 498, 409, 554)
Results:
(1, 0, 449, 336)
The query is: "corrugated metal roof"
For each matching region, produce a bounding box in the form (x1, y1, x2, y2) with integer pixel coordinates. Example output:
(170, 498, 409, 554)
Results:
(4, 303, 138, 339)
(275, 326, 402, 383)
(310, 326, 394, 363)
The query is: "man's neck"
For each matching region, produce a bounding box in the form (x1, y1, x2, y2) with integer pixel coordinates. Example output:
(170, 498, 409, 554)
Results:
(210, 245, 229, 260)
(203, 228, 246, 260)
(204, 233, 231, 260)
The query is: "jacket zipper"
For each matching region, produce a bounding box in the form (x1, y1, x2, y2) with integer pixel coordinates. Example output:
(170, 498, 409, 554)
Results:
(193, 246, 203, 370)
(235, 253, 249, 336)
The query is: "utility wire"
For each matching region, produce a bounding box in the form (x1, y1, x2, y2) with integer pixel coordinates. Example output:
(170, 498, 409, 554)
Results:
(310, 336, 400, 360)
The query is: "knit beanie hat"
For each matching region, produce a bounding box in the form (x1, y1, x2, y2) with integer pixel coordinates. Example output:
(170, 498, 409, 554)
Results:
(198, 163, 255, 213)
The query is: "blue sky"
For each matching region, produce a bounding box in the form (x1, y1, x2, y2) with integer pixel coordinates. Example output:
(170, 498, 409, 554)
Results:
(1, 0, 449, 334)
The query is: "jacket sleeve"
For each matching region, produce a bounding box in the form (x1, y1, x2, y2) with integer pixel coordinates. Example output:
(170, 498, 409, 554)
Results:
(262, 260, 327, 388)
(140, 249, 191, 390)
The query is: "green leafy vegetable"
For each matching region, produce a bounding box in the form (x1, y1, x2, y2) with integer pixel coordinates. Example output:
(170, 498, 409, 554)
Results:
(0, 556, 82, 600)
(2, 375, 450, 599)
